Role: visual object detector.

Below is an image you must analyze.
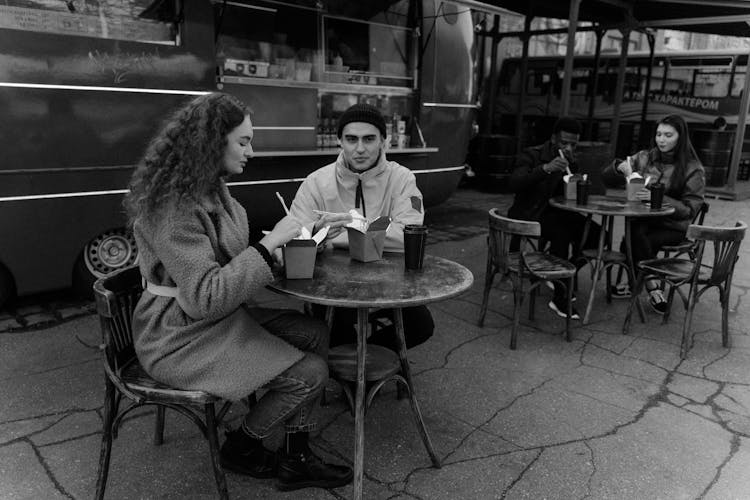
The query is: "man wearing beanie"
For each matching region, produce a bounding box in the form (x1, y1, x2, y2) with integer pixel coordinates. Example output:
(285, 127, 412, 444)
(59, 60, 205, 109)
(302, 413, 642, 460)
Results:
(290, 103, 434, 351)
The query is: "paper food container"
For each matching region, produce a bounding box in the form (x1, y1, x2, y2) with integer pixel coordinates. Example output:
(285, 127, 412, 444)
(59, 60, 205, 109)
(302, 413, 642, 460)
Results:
(626, 173, 645, 201)
(564, 174, 581, 200)
(346, 215, 391, 262)
(281, 226, 328, 279)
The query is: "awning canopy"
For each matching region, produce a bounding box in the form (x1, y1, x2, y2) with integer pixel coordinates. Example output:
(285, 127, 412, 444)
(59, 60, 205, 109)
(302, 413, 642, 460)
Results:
(476, 0, 750, 37)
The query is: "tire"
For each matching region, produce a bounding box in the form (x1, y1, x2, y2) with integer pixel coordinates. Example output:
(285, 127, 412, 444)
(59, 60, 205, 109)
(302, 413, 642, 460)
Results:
(0, 263, 17, 310)
(72, 228, 139, 299)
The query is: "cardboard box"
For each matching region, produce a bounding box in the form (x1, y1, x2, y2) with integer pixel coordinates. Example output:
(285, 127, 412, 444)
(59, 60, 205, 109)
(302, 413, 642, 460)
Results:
(627, 177, 645, 201)
(282, 239, 317, 279)
(346, 216, 390, 262)
(564, 175, 581, 200)
(223, 59, 269, 78)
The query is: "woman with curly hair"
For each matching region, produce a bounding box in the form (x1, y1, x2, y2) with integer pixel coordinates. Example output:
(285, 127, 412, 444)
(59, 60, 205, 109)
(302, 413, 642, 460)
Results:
(603, 114, 705, 313)
(124, 92, 352, 492)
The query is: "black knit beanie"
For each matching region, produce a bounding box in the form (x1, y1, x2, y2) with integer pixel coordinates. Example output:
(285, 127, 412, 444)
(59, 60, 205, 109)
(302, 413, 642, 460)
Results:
(337, 103, 387, 138)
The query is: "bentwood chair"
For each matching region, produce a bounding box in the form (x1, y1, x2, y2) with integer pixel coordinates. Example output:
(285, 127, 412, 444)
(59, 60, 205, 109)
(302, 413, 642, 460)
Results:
(478, 209, 577, 349)
(659, 201, 710, 259)
(94, 266, 232, 500)
(623, 221, 747, 359)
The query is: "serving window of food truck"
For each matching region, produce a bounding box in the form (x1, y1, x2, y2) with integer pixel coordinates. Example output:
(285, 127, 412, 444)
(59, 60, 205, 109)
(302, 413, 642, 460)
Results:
(214, 0, 422, 153)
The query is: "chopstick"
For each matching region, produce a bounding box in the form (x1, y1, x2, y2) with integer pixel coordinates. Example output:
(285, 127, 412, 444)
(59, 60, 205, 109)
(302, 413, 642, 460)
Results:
(275, 191, 290, 215)
(313, 209, 345, 216)
(559, 149, 572, 176)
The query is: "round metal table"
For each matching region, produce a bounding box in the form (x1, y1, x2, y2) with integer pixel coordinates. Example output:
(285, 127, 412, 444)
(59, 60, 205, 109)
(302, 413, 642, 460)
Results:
(268, 249, 473, 500)
(549, 195, 675, 324)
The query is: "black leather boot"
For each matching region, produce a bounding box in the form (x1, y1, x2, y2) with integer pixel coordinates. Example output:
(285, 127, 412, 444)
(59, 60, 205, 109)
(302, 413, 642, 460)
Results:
(220, 428, 277, 478)
(276, 433, 353, 491)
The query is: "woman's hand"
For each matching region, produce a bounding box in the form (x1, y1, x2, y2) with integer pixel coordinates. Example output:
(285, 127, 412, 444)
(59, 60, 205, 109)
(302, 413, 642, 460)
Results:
(314, 212, 352, 241)
(616, 159, 633, 177)
(260, 215, 302, 252)
(634, 188, 651, 201)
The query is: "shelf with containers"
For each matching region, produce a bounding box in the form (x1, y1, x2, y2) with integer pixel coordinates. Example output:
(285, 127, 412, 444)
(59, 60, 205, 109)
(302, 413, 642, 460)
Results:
(213, 0, 431, 156)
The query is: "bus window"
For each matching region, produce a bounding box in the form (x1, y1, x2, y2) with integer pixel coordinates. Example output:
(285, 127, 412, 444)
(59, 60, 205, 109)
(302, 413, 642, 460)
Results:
(0, 0, 178, 44)
(731, 72, 745, 97)
(664, 66, 693, 96)
(527, 68, 554, 96)
(694, 71, 731, 98)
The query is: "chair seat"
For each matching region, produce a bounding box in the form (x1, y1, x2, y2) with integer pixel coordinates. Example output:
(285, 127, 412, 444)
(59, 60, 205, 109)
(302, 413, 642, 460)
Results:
(660, 239, 693, 252)
(638, 258, 713, 282)
(119, 357, 220, 404)
(581, 248, 627, 263)
(328, 344, 401, 382)
(519, 251, 576, 279)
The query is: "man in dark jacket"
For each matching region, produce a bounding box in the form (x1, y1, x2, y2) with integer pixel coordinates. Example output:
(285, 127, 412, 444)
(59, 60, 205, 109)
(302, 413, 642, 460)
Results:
(507, 117, 600, 319)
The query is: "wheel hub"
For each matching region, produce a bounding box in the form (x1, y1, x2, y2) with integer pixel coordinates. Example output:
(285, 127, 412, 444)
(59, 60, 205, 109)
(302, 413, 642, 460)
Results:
(84, 229, 138, 278)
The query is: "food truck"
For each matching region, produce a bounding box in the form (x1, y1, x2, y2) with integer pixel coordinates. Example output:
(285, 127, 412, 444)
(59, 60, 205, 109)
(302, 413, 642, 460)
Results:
(0, 0, 487, 306)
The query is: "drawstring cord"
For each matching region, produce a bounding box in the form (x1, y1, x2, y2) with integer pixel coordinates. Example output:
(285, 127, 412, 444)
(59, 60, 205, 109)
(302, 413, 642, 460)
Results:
(355, 179, 366, 217)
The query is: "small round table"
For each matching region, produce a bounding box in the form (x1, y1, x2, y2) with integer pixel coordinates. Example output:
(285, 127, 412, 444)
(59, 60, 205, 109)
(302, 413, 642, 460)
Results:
(549, 195, 675, 324)
(268, 249, 473, 500)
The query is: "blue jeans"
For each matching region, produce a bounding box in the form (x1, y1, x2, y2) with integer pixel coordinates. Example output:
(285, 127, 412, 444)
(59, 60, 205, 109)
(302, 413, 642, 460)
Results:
(241, 308, 329, 438)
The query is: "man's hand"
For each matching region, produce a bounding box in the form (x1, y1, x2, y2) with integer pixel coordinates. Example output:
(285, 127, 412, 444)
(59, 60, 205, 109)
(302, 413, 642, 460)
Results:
(617, 158, 633, 177)
(314, 212, 353, 241)
(543, 156, 569, 174)
(635, 188, 651, 201)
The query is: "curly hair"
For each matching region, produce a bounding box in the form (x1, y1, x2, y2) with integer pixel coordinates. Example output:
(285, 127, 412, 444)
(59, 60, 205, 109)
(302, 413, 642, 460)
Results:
(124, 92, 250, 224)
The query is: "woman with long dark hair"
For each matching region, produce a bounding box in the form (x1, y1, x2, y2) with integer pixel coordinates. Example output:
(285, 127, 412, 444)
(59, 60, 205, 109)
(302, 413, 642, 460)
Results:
(124, 92, 352, 492)
(603, 114, 706, 312)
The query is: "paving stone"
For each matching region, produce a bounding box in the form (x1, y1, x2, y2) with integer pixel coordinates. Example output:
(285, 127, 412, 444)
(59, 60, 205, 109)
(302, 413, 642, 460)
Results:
(0, 416, 60, 445)
(0, 441, 66, 499)
(667, 372, 720, 403)
(588, 404, 732, 498)
(31, 411, 102, 446)
(704, 436, 750, 500)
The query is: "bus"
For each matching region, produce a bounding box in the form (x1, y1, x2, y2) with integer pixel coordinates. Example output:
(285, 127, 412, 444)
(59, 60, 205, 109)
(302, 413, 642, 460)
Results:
(0, 0, 485, 308)
(482, 49, 750, 179)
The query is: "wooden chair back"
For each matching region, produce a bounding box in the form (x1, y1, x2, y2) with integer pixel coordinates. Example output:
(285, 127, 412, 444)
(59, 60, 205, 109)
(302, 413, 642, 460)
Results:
(94, 266, 143, 376)
(488, 208, 541, 274)
(695, 201, 709, 225)
(687, 221, 747, 286)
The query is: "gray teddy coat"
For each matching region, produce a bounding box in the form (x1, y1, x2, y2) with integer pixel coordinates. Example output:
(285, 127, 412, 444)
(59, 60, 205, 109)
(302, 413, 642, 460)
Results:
(131, 182, 304, 400)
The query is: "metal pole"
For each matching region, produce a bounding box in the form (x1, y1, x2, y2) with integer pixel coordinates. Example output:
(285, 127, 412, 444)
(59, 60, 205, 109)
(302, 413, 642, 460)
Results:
(609, 28, 630, 158)
(560, 0, 581, 116)
(586, 29, 603, 140)
(485, 14, 500, 134)
(516, 14, 532, 154)
(727, 48, 750, 190)
(638, 32, 655, 148)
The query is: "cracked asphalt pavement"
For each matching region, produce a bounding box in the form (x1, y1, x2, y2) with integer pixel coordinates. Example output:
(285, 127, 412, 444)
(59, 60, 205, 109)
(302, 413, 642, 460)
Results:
(2, 184, 750, 499)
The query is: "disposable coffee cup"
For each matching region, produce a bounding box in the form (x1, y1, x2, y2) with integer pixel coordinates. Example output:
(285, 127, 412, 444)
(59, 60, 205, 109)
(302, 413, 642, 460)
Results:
(650, 182, 665, 210)
(403, 224, 427, 270)
(576, 181, 590, 205)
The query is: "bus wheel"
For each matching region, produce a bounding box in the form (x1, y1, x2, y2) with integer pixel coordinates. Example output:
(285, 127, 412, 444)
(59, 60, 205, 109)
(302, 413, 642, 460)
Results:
(0, 263, 17, 311)
(72, 229, 139, 299)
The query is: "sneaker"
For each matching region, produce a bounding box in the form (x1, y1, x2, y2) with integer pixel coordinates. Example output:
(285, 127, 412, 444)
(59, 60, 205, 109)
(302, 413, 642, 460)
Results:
(610, 283, 632, 299)
(277, 448, 353, 491)
(548, 297, 580, 320)
(220, 431, 277, 478)
(648, 289, 668, 314)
